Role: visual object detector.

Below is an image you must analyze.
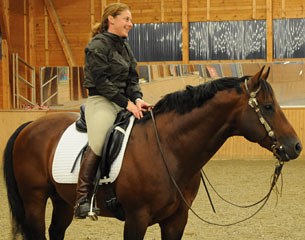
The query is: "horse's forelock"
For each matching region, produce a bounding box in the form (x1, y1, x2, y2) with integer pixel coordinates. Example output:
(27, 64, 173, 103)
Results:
(260, 78, 275, 100)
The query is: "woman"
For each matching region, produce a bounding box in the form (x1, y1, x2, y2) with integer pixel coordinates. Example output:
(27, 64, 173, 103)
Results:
(74, 3, 149, 219)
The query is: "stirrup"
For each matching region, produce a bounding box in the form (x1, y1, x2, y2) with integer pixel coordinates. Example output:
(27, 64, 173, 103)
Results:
(88, 193, 99, 221)
(74, 196, 100, 219)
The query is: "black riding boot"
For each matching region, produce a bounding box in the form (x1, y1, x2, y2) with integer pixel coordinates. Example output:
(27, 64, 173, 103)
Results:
(74, 146, 100, 219)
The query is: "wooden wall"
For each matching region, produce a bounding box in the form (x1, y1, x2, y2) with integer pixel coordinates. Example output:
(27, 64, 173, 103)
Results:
(0, 108, 304, 164)
(188, 0, 266, 21)
(0, 39, 10, 108)
(213, 107, 305, 160)
(1, 0, 305, 68)
(1, 0, 305, 109)
(0, 1, 304, 163)
(140, 76, 305, 161)
(0, 61, 2, 105)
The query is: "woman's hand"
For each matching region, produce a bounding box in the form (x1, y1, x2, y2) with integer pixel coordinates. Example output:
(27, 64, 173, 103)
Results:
(135, 98, 151, 111)
(126, 100, 143, 119)
(126, 99, 151, 119)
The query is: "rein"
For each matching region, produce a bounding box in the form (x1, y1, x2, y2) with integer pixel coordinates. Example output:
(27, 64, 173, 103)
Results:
(148, 78, 286, 226)
(200, 161, 283, 209)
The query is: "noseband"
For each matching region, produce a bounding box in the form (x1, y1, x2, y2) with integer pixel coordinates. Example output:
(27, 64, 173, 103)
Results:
(244, 78, 289, 161)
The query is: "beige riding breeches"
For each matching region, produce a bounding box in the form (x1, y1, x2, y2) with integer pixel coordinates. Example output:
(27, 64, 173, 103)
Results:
(85, 95, 123, 156)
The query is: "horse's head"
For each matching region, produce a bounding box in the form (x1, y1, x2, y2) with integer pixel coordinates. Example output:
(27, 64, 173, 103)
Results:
(238, 66, 302, 161)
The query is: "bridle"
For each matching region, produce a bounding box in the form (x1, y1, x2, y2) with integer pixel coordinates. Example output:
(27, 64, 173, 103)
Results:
(244, 78, 289, 161)
(149, 78, 286, 226)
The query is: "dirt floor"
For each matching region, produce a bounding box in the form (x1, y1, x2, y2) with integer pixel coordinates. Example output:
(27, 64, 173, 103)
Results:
(1, 159, 305, 240)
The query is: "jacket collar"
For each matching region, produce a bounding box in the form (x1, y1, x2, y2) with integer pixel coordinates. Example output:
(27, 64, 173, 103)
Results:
(103, 32, 126, 45)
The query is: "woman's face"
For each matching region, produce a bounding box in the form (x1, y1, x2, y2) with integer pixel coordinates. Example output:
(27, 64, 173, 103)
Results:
(108, 10, 133, 38)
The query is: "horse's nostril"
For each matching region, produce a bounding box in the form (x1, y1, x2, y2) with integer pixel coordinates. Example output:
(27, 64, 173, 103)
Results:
(295, 142, 302, 154)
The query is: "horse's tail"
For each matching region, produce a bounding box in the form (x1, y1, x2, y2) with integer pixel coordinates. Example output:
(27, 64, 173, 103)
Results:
(3, 121, 32, 239)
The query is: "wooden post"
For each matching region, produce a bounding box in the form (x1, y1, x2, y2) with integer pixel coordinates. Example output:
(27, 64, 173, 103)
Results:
(24, 0, 28, 62)
(0, 0, 12, 51)
(90, 0, 95, 27)
(101, 0, 107, 17)
(160, 0, 164, 22)
(206, 0, 210, 21)
(1, 40, 11, 109)
(44, 6, 49, 65)
(281, 0, 286, 18)
(43, 0, 76, 67)
(28, 0, 38, 104)
(252, 0, 256, 19)
(266, 0, 273, 62)
(28, 0, 36, 66)
(182, 0, 189, 64)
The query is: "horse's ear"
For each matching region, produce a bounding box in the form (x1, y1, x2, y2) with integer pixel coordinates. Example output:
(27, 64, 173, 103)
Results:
(261, 66, 271, 81)
(248, 66, 265, 90)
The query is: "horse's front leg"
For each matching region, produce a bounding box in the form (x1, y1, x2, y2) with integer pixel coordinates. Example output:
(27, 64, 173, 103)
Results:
(123, 210, 150, 240)
(159, 204, 189, 240)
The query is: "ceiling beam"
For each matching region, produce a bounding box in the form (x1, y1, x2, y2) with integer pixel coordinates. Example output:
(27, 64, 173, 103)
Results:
(43, 0, 76, 66)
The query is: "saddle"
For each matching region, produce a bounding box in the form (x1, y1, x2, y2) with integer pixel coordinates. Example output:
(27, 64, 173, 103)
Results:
(76, 104, 132, 178)
(75, 104, 87, 132)
(75, 105, 131, 220)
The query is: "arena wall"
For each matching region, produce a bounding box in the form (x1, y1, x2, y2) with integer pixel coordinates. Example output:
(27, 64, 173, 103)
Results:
(0, 1, 304, 162)
(139, 76, 305, 160)
(0, 107, 304, 166)
(0, 61, 2, 103)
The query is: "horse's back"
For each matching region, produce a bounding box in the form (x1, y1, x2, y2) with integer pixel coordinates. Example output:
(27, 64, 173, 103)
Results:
(15, 112, 78, 151)
(12, 112, 79, 192)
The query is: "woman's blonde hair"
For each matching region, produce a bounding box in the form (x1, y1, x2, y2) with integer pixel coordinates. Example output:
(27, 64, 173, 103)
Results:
(90, 3, 130, 38)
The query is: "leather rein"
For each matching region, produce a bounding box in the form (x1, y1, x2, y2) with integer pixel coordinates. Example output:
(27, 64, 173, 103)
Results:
(149, 78, 286, 226)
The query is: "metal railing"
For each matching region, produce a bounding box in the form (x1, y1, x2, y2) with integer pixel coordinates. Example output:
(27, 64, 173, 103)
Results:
(12, 53, 36, 108)
(40, 67, 58, 106)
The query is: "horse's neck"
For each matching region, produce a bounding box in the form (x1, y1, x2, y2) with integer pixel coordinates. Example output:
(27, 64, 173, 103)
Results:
(160, 92, 239, 175)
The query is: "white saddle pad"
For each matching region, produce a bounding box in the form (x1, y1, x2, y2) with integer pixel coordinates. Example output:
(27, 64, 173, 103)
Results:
(52, 116, 135, 184)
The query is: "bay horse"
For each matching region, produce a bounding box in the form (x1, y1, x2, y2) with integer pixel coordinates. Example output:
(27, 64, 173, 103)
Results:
(3, 67, 302, 240)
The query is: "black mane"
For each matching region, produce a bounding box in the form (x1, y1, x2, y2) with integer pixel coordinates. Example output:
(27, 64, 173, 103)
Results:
(138, 76, 248, 123)
(154, 76, 247, 114)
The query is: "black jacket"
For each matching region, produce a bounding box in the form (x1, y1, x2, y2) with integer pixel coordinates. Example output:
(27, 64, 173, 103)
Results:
(83, 32, 143, 108)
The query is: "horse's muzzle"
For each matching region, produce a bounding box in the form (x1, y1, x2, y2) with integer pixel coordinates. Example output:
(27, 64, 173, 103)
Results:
(272, 140, 302, 161)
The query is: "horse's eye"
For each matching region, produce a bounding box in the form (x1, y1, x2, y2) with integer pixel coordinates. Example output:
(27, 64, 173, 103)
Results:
(264, 104, 273, 111)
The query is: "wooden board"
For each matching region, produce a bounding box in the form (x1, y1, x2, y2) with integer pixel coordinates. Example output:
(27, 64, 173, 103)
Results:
(0, 103, 304, 162)
(4, 0, 305, 67)
(0, 40, 10, 109)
